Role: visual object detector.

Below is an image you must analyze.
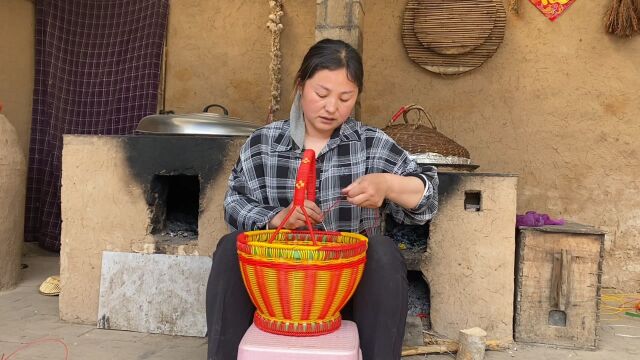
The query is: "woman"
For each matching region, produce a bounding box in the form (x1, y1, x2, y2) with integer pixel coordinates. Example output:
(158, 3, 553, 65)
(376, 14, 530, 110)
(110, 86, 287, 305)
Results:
(206, 39, 438, 360)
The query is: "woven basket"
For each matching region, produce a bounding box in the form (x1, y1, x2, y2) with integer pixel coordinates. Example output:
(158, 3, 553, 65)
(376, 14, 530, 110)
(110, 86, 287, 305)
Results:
(237, 150, 368, 336)
(384, 104, 470, 159)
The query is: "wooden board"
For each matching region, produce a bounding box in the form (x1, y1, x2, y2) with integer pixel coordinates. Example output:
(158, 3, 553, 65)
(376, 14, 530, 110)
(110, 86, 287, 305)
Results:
(413, 0, 496, 55)
(402, 0, 506, 75)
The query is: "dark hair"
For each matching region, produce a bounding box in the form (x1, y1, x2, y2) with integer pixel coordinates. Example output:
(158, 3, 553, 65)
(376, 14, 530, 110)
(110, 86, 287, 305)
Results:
(294, 39, 363, 93)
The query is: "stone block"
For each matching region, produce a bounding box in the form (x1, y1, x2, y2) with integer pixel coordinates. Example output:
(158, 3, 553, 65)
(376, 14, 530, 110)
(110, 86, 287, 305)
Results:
(323, 0, 351, 27)
(316, 0, 327, 25)
(315, 27, 362, 52)
(351, 0, 364, 27)
(98, 251, 211, 337)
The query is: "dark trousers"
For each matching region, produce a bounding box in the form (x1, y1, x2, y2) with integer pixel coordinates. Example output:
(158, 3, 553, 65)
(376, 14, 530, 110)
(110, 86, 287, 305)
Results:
(206, 231, 408, 360)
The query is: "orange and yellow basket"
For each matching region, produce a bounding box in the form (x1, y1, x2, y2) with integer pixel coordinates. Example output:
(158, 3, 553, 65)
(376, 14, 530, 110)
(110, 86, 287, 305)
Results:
(237, 149, 368, 336)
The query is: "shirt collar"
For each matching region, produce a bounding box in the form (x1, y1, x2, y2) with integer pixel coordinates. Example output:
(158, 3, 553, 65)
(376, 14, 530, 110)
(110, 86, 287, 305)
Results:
(272, 118, 362, 153)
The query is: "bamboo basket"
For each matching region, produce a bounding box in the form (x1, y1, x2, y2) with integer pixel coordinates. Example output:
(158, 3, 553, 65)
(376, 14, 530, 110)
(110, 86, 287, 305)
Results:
(237, 149, 368, 336)
(384, 104, 470, 159)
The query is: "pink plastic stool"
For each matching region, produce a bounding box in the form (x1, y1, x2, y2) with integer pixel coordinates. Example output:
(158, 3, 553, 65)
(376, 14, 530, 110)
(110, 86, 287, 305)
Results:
(238, 320, 362, 360)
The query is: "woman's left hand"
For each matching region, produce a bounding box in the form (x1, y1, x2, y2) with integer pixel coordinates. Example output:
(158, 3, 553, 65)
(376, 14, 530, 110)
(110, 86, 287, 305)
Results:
(341, 174, 389, 208)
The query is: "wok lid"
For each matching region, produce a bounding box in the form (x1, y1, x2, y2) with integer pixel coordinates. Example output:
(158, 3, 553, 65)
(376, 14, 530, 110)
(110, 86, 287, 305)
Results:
(136, 104, 257, 137)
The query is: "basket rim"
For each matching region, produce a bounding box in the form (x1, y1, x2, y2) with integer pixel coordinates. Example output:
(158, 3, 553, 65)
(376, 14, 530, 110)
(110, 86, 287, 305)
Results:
(238, 229, 368, 253)
(238, 251, 367, 268)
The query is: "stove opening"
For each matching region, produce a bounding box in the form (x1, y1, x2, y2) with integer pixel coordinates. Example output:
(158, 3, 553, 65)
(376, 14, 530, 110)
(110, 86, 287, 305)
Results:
(148, 174, 199, 241)
(408, 270, 431, 329)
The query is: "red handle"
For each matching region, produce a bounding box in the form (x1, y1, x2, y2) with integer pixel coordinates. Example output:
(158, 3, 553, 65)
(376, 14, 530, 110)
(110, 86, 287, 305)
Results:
(391, 106, 406, 123)
(293, 150, 316, 205)
(269, 149, 318, 243)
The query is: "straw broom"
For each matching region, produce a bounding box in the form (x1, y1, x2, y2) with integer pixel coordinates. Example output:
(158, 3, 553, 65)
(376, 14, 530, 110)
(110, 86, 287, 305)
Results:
(605, 0, 640, 37)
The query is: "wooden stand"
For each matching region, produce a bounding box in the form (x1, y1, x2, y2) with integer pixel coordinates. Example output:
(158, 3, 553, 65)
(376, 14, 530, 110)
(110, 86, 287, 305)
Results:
(514, 223, 605, 349)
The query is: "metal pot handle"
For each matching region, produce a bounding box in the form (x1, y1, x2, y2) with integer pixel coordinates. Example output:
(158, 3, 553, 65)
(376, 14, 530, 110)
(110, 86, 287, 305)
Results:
(202, 104, 229, 115)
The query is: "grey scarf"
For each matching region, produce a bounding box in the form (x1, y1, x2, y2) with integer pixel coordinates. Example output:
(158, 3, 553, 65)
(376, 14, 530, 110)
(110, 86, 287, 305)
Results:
(289, 90, 305, 150)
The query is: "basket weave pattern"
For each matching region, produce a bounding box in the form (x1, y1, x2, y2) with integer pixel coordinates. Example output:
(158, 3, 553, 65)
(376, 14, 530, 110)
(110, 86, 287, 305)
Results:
(237, 150, 368, 336)
(384, 105, 470, 159)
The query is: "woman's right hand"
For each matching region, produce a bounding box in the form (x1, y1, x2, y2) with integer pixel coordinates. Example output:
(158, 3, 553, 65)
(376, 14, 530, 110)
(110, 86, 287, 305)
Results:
(269, 200, 324, 230)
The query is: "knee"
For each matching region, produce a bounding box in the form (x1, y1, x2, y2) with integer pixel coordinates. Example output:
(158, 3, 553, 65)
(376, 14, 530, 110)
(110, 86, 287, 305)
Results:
(366, 235, 406, 275)
(212, 231, 242, 257)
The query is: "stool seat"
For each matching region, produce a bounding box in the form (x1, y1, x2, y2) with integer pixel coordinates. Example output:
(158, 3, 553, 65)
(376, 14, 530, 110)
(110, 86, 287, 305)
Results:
(238, 320, 362, 360)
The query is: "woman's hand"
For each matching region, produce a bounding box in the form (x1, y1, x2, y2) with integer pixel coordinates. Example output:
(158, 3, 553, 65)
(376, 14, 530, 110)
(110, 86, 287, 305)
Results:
(341, 174, 390, 208)
(269, 200, 324, 230)
(343, 173, 425, 209)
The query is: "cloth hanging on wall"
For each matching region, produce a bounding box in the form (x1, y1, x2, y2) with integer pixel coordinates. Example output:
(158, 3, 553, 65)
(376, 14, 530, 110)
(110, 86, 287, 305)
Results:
(25, 0, 169, 251)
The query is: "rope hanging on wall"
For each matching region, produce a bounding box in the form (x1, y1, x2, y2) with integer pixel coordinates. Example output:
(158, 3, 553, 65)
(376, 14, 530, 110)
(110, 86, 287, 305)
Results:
(267, 0, 284, 123)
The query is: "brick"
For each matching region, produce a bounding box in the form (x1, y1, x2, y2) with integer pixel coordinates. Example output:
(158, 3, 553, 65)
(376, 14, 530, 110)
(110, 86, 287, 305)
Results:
(351, 0, 364, 27)
(323, 0, 351, 27)
(315, 26, 362, 52)
(316, 0, 327, 25)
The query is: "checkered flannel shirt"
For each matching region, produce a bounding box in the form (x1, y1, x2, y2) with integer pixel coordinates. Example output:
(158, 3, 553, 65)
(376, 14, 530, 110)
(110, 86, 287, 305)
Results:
(224, 118, 439, 234)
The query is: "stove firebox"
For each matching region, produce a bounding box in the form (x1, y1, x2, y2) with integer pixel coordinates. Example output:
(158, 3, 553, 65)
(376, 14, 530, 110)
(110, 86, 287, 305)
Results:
(148, 174, 200, 240)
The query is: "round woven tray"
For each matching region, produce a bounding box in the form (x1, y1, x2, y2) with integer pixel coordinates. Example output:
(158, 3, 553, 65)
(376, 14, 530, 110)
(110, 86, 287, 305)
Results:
(413, 0, 497, 55)
(402, 0, 506, 75)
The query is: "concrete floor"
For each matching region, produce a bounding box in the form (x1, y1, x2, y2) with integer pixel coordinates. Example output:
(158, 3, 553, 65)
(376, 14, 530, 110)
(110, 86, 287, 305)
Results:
(1, 254, 639, 359)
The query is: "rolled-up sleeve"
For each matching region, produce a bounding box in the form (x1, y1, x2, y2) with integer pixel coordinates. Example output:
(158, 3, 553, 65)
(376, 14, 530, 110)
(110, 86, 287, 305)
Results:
(367, 129, 438, 225)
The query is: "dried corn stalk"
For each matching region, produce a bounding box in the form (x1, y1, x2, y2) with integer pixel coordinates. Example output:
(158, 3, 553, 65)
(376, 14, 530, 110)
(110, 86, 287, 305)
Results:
(267, 0, 284, 122)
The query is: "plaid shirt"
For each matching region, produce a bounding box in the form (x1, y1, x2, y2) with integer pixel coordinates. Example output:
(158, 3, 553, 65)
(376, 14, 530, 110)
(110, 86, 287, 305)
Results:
(224, 118, 438, 234)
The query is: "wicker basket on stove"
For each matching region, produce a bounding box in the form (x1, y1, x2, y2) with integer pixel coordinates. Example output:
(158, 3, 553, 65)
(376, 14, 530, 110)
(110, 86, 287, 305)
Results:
(384, 104, 470, 159)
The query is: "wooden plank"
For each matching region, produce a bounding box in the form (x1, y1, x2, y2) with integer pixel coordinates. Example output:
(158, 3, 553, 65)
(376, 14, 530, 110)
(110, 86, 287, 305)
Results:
(402, 339, 509, 356)
(560, 249, 571, 311)
(519, 222, 606, 235)
(550, 252, 561, 309)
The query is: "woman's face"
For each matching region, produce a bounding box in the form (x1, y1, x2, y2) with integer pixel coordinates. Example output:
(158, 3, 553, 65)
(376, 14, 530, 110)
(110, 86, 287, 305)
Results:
(300, 68, 359, 138)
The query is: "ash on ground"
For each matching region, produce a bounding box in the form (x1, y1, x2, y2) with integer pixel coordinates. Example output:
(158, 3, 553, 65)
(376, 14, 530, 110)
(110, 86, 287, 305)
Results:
(160, 217, 197, 238)
(407, 270, 430, 328)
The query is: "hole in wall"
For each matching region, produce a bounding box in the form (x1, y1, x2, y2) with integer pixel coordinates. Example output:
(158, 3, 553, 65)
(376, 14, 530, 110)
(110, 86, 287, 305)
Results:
(464, 190, 482, 211)
(548, 310, 567, 327)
